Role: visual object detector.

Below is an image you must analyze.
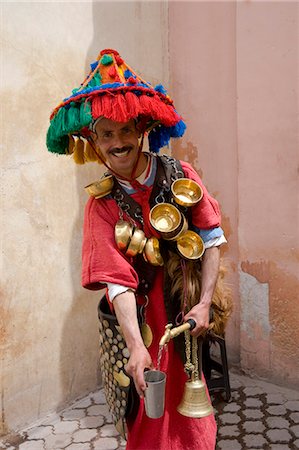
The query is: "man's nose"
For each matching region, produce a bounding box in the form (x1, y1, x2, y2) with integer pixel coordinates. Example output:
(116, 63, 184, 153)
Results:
(112, 133, 125, 148)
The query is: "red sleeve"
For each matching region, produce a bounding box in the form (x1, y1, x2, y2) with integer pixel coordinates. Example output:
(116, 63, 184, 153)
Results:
(180, 161, 221, 229)
(82, 197, 139, 291)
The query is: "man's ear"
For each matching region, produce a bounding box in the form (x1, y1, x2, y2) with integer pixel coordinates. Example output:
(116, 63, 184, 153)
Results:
(89, 131, 97, 144)
(135, 122, 144, 139)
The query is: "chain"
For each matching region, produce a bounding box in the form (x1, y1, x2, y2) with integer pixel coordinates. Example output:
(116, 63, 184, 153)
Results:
(192, 336, 199, 381)
(184, 330, 194, 375)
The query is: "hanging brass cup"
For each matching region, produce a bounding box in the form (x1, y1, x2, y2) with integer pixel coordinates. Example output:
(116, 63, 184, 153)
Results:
(126, 229, 147, 257)
(176, 231, 205, 260)
(171, 178, 203, 207)
(115, 221, 134, 251)
(85, 175, 114, 198)
(149, 203, 183, 240)
(166, 215, 188, 241)
(143, 237, 164, 266)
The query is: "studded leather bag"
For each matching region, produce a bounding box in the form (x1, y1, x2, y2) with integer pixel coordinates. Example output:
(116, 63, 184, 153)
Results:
(97, 295, 140, 440)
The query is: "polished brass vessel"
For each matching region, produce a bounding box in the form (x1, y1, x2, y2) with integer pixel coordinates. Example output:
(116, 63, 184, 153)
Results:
(149, 203, 183, 240)
(176, 230, 205, 260)
(115, 220, 134, 251)
(143, 237, 164, 266)
(171, 178, 203, 207)
(85, 175, 114, 198)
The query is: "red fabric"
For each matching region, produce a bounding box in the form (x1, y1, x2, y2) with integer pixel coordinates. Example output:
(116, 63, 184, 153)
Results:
(82, 159, 219, 449)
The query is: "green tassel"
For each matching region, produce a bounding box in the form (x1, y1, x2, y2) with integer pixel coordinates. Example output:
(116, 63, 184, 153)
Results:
(88, 72, 102, 88)
(46, 101, 92, 155)
(46, 128, 69, 154)
(100, 54, 113, 65)
(79, 101, 92, 127)
(65, 103, 81, 133)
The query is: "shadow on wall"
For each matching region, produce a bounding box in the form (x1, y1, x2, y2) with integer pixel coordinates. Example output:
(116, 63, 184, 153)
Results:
(57, 6, 108, 409)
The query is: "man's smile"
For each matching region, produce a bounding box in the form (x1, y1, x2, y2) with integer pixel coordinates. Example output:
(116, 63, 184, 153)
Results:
(110, 146, 133, 158)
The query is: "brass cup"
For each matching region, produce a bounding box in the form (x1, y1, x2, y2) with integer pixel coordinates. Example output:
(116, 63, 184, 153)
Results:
(167, 215, 188, 241)
(115, 221, 134, 251)
(85, 175, 114, 198)
(171, 178, 203, 207)
(143, 237, 164, 266)
(149, 203, 182, 240)
(126, 229, 147, 257)
(176, 231, 205, 260)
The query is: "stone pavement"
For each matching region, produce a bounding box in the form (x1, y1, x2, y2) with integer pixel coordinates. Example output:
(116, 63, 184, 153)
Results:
(0, 369, 298, 450)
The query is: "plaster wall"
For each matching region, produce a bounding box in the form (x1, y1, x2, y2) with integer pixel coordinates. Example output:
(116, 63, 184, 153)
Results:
(169, 1, 299, 388)
(1, 1, 169, 435)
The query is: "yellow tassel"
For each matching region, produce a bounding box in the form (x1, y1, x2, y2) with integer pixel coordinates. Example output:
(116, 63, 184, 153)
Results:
(73, 138, 85, 164)
(85, 141, 99, 162)
(67, 135, 75, 154)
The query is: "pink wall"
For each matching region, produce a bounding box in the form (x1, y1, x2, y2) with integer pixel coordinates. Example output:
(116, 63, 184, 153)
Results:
(169, 1, 299, 388)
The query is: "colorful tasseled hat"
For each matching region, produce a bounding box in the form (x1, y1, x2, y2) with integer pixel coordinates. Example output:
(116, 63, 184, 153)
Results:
(46, 49, 186, 164)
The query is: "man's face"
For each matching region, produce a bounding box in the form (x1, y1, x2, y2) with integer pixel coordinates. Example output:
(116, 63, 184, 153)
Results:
(93, 118, 140, 177)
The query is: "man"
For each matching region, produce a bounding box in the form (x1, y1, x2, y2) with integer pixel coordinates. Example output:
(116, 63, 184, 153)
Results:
(47, 49, 228, 449)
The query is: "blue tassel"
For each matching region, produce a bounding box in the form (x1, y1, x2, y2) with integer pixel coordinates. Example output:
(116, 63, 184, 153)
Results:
(154, 84, 167, 95)
(124, 69, 133, 79)
(169, 120, 186, 137)
(90, 61, 98, 71)
(148, 126, 171, 153)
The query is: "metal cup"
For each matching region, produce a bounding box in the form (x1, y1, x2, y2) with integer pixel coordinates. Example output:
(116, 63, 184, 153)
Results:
(144, 370, 166, 419)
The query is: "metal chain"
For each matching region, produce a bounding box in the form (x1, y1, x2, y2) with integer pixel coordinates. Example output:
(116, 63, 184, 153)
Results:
(192, 336, 199, 381)
(184, 330, 194, 375)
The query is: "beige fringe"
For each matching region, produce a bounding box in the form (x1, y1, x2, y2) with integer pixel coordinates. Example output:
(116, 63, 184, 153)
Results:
(165, 252, 232, 336)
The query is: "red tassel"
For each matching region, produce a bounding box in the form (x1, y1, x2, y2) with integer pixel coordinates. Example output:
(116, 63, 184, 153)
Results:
(149, 96, 180, 126)
(139, 95, 154, 116)
(92, 92, 180, 126)
(108, 66, 117, 78)
(92, 96, 103, 118)
(116, 55, 124, 65)
(111, 95, 129, 122)
(100, 95, 114, 119)
(125, 92, 141, 118)
(127, 77, 137, 85)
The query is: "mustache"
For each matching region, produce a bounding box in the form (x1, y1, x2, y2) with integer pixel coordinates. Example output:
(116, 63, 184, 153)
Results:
(110, 145, 133, 154)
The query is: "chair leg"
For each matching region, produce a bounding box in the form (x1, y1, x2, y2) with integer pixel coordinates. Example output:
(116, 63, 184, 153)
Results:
(203, 334, 231, 402)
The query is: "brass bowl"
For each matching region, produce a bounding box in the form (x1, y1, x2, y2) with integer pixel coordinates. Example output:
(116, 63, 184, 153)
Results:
(149, 203, 182, 239)
(115, 220, 134, 251)
(167, 214, 188, 241)
(176, 231, 205, 260)
(126, 229, 147, 257)
(143, 237, 164, 266)
(171, 178, 203, 207)
(85, 175, 114, 198)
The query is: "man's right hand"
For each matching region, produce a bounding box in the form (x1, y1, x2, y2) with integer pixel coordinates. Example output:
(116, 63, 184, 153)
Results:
(125, 344, 153, 397)
(113, 290, 153, 397)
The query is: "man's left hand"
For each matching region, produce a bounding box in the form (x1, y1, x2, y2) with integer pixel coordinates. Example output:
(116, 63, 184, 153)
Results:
(184, 302, 211, 337)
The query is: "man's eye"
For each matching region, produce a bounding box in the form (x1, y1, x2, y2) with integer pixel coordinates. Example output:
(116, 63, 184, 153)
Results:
(122, 128, 132, 134)
(102, 132, 112, 138)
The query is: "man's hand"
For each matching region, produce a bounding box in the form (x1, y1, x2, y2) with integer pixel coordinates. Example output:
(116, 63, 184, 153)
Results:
(184, 302, 210, 337)
(113, 290, 153, 397)
(125, 344, 153, 397)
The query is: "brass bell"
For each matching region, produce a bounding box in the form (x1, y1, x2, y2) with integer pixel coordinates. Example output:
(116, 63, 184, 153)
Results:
(177, 375, 214, 418)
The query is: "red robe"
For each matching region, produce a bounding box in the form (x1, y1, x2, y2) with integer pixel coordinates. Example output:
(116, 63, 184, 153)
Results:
(82, 161, 219, 449)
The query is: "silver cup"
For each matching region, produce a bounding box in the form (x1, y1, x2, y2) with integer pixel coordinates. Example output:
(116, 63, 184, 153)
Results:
(144, 370, 166, 419)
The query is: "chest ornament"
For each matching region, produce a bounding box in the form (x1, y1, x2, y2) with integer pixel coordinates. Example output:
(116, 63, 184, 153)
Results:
(114, 177, 205, 263)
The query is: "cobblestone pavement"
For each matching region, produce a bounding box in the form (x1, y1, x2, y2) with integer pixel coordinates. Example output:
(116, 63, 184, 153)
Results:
(1, 370, 298, 450)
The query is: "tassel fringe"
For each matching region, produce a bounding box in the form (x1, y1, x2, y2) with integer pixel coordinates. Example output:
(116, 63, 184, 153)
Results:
(73, 138, 85, 164)
(165, 252, 233, 336)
